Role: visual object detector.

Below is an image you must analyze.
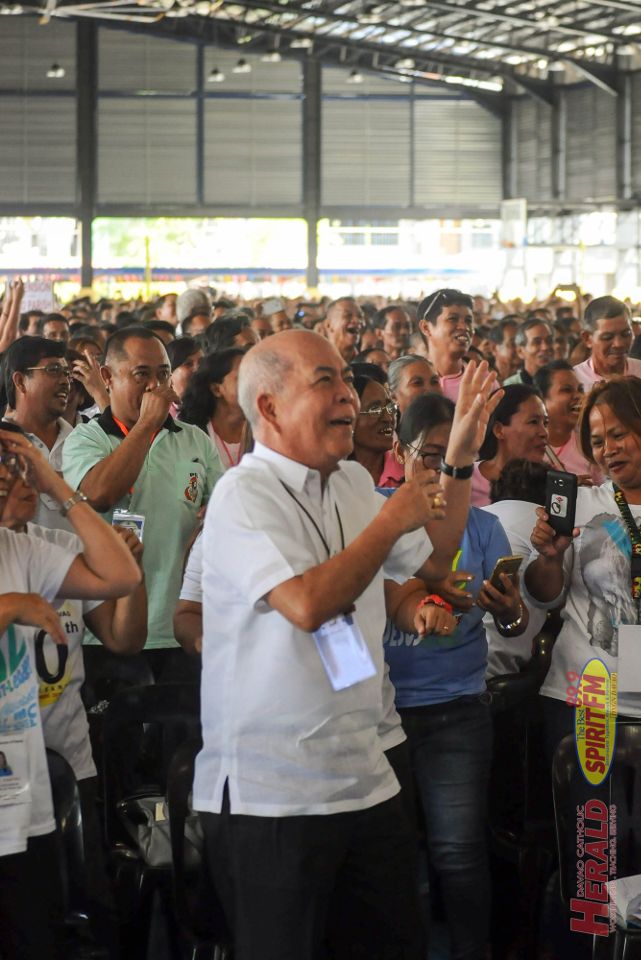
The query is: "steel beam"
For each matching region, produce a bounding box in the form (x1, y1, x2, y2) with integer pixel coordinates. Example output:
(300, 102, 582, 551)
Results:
(76, 20, 98, 289)
(303, 57, 321, 289)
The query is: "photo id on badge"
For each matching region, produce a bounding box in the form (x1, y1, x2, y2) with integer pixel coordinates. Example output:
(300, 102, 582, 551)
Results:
(0, 735, 31, 806)
(313, 615, 377, 691)
(617, 625, 641, 695)
(112, 510, 145, 542)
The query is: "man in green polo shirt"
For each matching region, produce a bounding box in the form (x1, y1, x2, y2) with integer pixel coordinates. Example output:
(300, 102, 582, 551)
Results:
(63, 326, 222, 673)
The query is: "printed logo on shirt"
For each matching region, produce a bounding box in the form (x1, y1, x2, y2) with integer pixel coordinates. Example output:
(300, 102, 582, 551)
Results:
(0, 626, 38, 733)
(37, 601, 75, 708)
(184, 472, 200, 503)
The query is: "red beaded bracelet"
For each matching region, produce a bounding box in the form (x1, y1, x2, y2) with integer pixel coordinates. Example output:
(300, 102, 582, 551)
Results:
(417, 594, 453, 615)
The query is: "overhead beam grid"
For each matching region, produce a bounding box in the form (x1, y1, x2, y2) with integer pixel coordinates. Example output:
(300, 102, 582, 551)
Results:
(9, 0, 641, 101)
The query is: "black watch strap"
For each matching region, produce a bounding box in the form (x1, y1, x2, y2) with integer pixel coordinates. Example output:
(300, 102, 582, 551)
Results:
(440, 460, 474, 480)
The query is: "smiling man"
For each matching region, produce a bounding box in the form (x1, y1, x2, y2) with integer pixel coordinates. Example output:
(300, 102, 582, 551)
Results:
(573, 296, 641, 391)
(504, 318, 554, 386)
(417, 288, 474, 401)
(3, 337, 75, 532)
(194, 329, 501, 960)
(324, 296, 365, 363)
(62, 326, 222, 665)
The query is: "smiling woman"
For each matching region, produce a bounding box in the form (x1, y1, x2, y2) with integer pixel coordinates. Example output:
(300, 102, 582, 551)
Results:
(349, 375, 397, 485)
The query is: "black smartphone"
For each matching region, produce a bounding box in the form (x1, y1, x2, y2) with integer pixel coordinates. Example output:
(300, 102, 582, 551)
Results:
(545, 469, 578, 537)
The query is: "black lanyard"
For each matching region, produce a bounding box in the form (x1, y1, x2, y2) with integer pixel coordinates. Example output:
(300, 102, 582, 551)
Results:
(612, 483, 641, 620)
(279, 481, 345, 559)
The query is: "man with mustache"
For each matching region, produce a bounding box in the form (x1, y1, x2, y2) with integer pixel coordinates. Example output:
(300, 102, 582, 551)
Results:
(3, 337, 75, 532)
(503, 318, 554, 386)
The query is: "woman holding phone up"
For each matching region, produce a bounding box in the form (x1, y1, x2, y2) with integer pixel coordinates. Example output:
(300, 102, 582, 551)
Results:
(381, 393, 529, 960)
(526, 376, 641, 762)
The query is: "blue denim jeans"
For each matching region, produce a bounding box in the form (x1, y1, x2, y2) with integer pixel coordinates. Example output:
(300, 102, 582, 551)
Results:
(400, 695, 493, 960)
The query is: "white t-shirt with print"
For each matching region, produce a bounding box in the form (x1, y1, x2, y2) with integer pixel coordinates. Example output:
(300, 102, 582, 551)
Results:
(482, 500, 547, 679)
(27, 524, 101, 782)
(0, 528, 76, 857)
(526, 482, 641, 716)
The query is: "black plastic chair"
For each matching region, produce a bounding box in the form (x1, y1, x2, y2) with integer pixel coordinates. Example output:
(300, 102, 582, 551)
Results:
(167, 737, 231, 960)
(101, 682, 201, 959)
(81, 648, 155, 714)
(488, 632, 556, 960)
(553, 725, 641, 960)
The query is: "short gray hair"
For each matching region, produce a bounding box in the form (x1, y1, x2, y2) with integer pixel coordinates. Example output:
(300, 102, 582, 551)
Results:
(387, 354, 430, 395)
(238, 348, 294, 428)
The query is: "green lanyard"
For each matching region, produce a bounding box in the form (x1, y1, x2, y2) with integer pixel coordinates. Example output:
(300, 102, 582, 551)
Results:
(612, 484, 641, 622)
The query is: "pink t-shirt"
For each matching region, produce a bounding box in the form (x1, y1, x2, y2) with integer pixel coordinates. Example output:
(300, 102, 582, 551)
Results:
(471, 462, 491, 507)
(545, 432, 603, 485)
(573, 356, 641, 392)
(378, 449, 404, 488)
(439, 370, 464, 403)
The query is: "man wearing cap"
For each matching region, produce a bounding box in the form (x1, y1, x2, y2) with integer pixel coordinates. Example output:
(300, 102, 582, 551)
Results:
(194, 329, 500, 959)
(62, 326, 222, 672)
(417, 289, 474, 402)
(177, 289, 211, 337)
(261, 297, 291, 334)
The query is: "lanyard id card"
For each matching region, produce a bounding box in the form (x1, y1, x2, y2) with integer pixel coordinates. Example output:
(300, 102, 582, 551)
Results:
(0, 735, 31, 806)
(313, 615, 377, 691)
(112, 509, 145, 542)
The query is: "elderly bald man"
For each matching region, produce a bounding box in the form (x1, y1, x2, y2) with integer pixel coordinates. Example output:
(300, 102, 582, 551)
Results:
(193, 330, 500, 960)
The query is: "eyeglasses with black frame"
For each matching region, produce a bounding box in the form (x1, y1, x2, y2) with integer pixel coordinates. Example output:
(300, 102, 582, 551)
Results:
(403, 442, 445, 469)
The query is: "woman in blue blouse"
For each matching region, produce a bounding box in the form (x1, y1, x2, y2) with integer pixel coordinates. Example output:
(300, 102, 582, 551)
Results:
(382, 393, 529, 960)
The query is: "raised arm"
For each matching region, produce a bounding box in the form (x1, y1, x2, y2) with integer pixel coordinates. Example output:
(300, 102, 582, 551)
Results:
(77, 382, 178, 510)
(420, 360, 503, 580)
(524, 506, 576, 604)
(0, 430, 141, 599)
(0, 278, 24, 354)
(266, 472, 445, 632)
(0, 591, 67, 645)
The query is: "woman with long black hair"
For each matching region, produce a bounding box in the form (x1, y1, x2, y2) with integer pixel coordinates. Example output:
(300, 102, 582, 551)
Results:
(179, 348, 246, 470)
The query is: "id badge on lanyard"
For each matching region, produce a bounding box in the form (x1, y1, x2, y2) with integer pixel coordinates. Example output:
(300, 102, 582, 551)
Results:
(0, 735, 31, 806)
(313, 614, 377, 691)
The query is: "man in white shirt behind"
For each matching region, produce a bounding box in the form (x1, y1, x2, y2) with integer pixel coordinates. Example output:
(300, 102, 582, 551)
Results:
(194, 330, 500, 960)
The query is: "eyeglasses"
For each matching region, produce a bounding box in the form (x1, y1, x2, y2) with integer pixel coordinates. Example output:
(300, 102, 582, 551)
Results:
(358, 401, 399, 419)
(25, 363, 72, 380)
(404, 443, 445, 468)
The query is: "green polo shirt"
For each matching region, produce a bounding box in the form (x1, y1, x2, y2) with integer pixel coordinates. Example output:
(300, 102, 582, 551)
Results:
(62, 408, 223, 650)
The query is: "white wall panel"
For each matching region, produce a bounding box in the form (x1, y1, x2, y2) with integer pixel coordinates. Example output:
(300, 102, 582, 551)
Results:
(322, 99, 411, 205)
(0, 95, 75, 203)
(565, 86, 616, 202)
(204, 99, 302, 204)
(99, 28, 196, 92)
(413, 100, 502, 205)
(0, 19, 76, 91)
(514, 97, 552, 202)
(98, 99, 197, 203)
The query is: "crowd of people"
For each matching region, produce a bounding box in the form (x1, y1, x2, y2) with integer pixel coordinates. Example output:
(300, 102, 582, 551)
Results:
(1, 277, 641, 960)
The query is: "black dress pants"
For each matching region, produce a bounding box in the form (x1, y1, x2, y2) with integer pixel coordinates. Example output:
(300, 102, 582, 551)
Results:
(0, 831, 65, 960)
(200, 789, 424, 960)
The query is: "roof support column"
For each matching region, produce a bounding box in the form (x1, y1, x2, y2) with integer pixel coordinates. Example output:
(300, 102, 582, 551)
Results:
(551, 87, 566, 202)
(616, 71, 632, 202)
(76, 21, 98, 290)
(502, 97, 517, 199)
(303, 56, 321, 290)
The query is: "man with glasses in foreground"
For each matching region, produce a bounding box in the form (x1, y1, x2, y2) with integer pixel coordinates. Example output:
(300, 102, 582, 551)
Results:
(63, 326, 222, 673)
(3, 337, 75, 532)
(417, 288, 475, 402)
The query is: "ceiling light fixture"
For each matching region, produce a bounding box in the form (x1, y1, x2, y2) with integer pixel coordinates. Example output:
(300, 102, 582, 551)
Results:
(207, 67, 225, 82)
(290, 36, 313, 49)
(347, 68, 364, 84)
(232, 58, 252, 74)
(46, 63, 65, 79)
(394, 57, 415, 69)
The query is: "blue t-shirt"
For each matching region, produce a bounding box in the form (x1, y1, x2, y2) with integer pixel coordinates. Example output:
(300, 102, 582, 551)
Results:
(380, 494, 510, 707)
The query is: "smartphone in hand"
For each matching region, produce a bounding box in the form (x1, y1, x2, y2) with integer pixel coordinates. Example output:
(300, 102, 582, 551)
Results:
(545, 469, 578, 538)
(489, 555, 523, 593)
